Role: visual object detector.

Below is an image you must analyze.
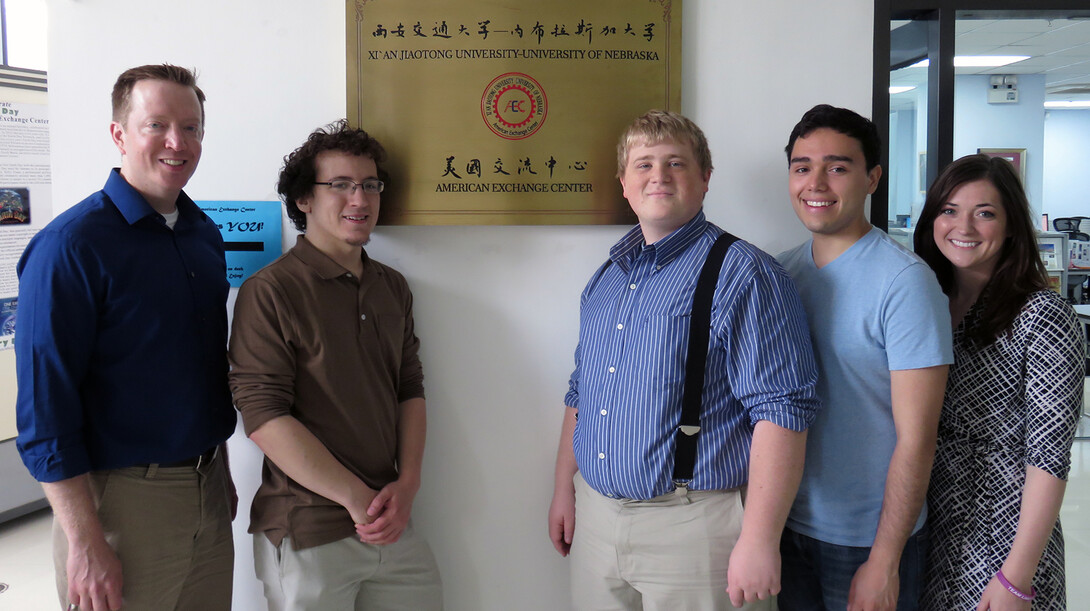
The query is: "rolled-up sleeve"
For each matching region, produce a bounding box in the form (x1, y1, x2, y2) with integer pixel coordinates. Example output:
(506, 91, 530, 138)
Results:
(563, 340, 582, 410)
(228, 276, 300, 436)
(1023, 295, 1083, 479)
(562, 260, 613, 410)
(394, 282, 424, 403)
(15, 231, 99, 482)
(720, 250, 820, 431)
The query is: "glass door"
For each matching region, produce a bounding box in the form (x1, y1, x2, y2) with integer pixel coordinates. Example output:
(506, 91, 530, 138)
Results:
(887, 19, 931, 248)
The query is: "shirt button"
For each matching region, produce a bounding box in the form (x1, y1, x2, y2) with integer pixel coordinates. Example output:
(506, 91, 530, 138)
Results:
(598, 452, 605, 459)
(608, 366, 615, 373)
(360, 314, 367, 321)
(600, 409, 607, 416)
(190, 272, 196, 278)
(616, 323, 623, 330)
(629, 283, 637, 290)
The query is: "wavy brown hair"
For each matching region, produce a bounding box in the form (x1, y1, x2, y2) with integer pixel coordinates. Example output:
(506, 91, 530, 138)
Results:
(913, 154, 1048, 345)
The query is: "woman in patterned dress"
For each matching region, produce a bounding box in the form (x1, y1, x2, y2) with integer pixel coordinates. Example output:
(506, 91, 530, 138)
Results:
(913, 154, 1083, 610)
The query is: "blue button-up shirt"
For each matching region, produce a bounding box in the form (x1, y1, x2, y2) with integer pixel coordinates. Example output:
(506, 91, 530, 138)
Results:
(15, 169, 235, 482)
(565, 211, 819, 500)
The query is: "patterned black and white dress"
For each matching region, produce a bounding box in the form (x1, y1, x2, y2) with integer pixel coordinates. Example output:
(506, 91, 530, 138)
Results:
(923, 290, 1083, 610)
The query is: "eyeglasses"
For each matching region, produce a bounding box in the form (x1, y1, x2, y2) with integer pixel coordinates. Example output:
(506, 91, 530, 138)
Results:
(314, 179, 384, 195)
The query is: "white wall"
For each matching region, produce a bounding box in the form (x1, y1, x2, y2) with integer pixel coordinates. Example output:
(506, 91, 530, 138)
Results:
(953, 74, 1047, 216)
(1043, 109, 1090, 222)
(45, 1, 873, 609)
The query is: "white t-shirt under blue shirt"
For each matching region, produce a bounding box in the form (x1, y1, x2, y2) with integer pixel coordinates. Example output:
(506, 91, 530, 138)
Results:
(778, 226, 953, 547)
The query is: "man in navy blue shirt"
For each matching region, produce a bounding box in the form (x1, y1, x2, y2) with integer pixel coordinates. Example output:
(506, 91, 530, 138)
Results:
(15, 65, 236, 611)
(548, 110, 820, 610)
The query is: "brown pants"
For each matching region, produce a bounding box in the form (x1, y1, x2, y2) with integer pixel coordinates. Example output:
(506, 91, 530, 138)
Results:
(53, 455, 234, 610)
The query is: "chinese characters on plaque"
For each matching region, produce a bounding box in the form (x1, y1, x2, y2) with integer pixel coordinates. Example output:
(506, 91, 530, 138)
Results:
(348, 1, 682, 225)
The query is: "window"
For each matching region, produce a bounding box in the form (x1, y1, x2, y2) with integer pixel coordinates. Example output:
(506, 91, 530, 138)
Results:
(872, 1, 1090, 233)
(1, 0, 47, 89)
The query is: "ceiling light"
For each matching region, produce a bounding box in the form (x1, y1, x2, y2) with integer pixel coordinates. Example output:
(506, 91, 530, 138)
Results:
(908, 56, 1030, 69)
(1044, 101, 1090, 108)
(889, 86, 916, 94)
(958, 55, 1029, 67)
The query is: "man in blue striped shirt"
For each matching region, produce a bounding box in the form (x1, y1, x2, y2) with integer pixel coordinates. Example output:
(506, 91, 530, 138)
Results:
(548, 110, 821, 610)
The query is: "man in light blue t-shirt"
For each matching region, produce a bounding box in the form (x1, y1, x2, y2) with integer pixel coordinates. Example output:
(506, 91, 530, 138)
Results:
(776, 104, 953, 611)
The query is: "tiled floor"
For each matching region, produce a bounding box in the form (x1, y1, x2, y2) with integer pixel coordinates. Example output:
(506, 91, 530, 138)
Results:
(1, 421, 1089, 610)
(0, 507, 53, 610)
(1063, 428, 1090, 608)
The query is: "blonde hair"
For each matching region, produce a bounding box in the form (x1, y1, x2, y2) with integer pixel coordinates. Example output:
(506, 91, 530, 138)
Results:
(616, 110, 712, 178)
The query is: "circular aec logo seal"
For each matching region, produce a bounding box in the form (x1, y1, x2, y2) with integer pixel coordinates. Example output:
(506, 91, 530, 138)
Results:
(481, 72, 547, 140)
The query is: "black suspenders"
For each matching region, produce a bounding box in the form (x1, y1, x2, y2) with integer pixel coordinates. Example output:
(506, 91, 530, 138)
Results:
(672, 232, 738, 486)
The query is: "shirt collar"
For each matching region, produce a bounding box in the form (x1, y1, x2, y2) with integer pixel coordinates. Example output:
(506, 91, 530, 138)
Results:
(104, 168, 203, 227)
(290, 235, 374, 280)
(609, 210, 708, 271)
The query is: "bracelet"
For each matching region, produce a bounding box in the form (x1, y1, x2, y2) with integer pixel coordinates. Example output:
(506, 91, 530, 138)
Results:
(996, 569, 1037, 601)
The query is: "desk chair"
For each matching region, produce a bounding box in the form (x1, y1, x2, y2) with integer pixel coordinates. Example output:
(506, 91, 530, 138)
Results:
(1071, 304, 1090, 440)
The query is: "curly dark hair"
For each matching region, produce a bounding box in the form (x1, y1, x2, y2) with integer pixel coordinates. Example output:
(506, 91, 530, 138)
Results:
(278, 120, 387, 232)
(913, 154, 1048, 346)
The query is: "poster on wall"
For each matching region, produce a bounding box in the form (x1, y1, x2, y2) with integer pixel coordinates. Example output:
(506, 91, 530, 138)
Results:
(197, 201, 283, 287)
(0, 100, 51, 442)
(0, 101, 51, 352)
(347, 0, 682, 225)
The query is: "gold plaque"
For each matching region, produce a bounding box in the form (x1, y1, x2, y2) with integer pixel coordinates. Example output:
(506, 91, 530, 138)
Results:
(348, 1, 682, 225)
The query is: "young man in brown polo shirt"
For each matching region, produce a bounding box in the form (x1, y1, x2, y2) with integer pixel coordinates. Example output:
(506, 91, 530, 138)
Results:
(228, 120, 442, 610)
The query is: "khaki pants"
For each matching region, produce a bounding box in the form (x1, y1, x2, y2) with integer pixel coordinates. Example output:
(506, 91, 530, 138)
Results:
(53, 455, 234, 611)
(570, 472, 771, 611)
(253, 525, 442, 611)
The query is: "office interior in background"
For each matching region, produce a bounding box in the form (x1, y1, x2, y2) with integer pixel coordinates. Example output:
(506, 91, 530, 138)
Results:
(882, 7, 1090, 448)
(885, 12, 1090, 308)
(1, 1, 1090, 610)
